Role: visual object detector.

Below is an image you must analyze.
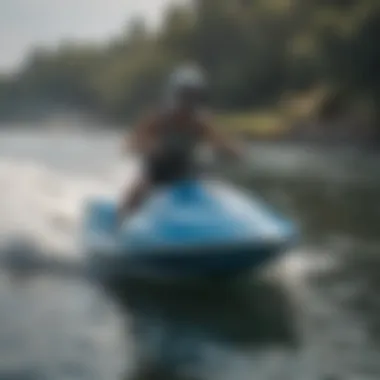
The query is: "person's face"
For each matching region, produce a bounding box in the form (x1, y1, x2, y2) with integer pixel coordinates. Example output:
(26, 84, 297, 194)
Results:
(178, 87, 205, 111)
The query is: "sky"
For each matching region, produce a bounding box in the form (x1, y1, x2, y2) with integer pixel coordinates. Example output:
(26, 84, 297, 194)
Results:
(0, 0, 184, 73)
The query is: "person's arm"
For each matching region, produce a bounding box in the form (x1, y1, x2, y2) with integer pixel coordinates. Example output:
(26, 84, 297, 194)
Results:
(200, 116, 243, 159)
(127, 113, 158, 155)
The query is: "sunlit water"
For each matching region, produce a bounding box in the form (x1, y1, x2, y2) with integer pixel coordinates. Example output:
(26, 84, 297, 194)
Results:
(0, 127, 379, 380)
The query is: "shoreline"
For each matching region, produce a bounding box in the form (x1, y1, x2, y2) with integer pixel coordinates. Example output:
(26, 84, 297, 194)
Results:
(0, 120, 378, 152)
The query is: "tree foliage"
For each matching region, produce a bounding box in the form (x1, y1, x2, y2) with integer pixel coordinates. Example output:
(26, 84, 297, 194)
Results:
(0, 0, 379, 128)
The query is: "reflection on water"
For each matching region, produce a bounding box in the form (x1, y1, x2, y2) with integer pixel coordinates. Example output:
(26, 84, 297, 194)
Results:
(0, 129, 379, 379)
(109, 278, 298, 379)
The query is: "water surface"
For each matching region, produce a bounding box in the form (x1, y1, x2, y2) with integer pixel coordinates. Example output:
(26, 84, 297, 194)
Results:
(0, 127, 379, 380)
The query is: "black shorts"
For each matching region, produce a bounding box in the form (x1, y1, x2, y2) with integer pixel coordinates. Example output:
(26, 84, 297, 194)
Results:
(144, 154, 195, 185)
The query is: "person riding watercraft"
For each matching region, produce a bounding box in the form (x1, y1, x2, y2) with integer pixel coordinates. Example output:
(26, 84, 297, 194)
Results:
(118, 64, 243, 225)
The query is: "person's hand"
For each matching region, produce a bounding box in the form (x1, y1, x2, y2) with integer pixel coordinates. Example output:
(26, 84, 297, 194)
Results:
(224, 141, 246, 161)
(144, 139, 161, 156)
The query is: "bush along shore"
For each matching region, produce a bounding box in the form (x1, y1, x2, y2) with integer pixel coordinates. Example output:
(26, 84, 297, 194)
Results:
(0, 0, 379, 146)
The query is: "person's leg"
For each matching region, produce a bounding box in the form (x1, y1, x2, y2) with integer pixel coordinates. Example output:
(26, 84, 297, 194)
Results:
(116, 155, 182, 227)
(117, 176, 151, 227)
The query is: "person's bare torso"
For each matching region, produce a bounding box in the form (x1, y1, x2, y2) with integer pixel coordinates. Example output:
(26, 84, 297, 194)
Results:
(149, 109, 205, 160)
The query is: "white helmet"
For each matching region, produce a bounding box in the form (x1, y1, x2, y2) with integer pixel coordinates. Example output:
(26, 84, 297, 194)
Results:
(166, 63, 208, 106)
(168, 64, 207, 89)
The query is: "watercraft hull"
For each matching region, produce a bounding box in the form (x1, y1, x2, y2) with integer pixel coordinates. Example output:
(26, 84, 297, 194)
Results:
(81, 180, 298, 279)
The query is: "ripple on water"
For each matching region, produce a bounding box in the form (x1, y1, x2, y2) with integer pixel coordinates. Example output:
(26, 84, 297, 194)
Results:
(0, 134, 379, 379)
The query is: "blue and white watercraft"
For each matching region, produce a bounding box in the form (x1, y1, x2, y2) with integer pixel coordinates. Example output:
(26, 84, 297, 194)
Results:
(82, 179, 298, 279)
